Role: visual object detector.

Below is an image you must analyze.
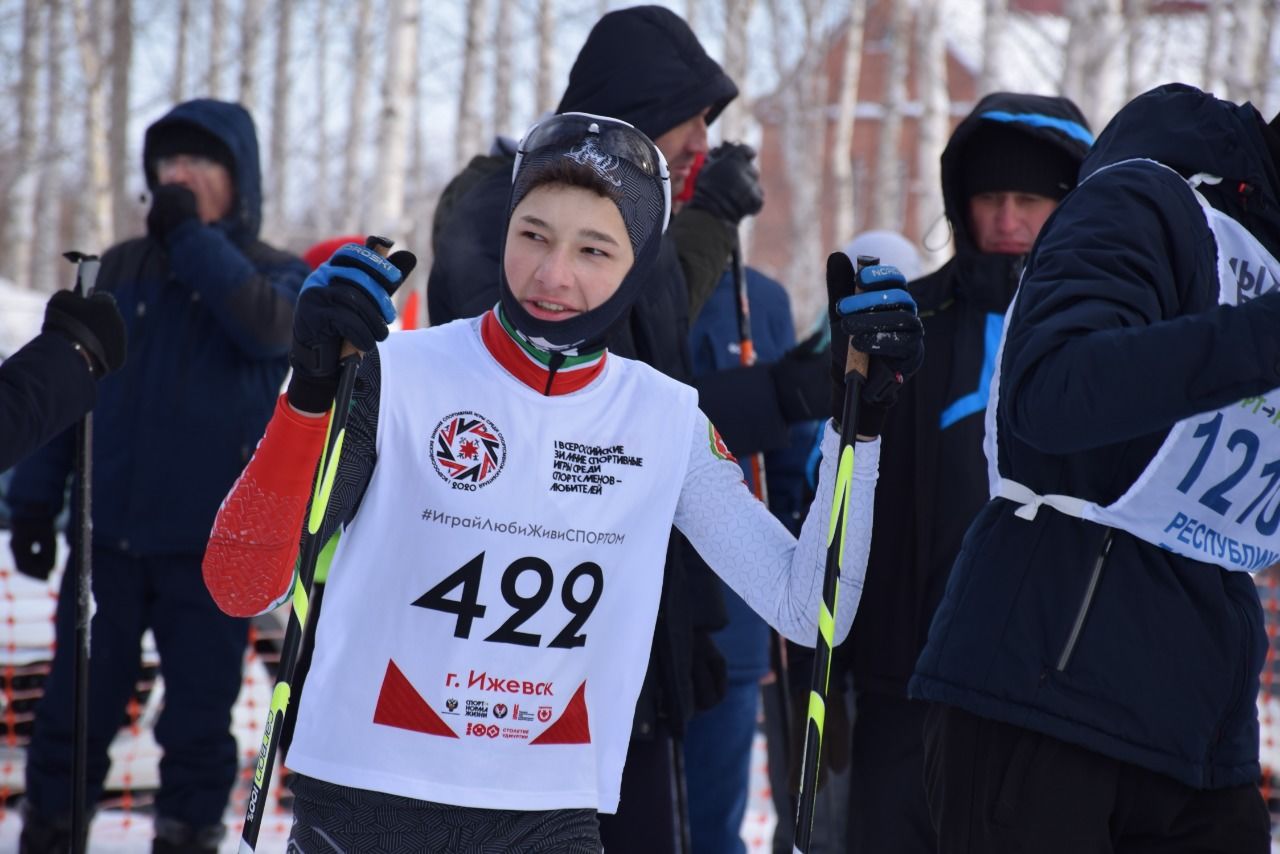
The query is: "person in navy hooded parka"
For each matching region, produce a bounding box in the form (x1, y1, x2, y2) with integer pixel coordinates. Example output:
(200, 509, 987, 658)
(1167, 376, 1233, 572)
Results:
(9, 99, 305, 853)
(911, 83, 1280, 853)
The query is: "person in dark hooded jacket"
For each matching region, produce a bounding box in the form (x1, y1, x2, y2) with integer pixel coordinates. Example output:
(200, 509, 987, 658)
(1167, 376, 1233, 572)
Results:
(910, 83, 1280, 853)
(839, 92, 1092, 854)
(8, 99, 306, 854)
(428, 8, 827, 852)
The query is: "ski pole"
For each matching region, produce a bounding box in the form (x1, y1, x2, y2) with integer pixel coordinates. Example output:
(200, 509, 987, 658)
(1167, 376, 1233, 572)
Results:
(791, 254, 878, 854)
(239, 235, 398, 854)
(731, 244, 797, 802)
(731, 245, 768, 505)
(63, 250, 100, 854)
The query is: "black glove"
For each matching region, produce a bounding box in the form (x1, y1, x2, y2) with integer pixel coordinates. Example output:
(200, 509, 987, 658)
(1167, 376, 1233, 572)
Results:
(287, 243, 418, 413)
(825, 251, 923, 436)
(690, 629, 729, 712)
(11, 517, 57, 581)
(43, 290, 127, 378)
(146, 184, 200, 242)
(688, 142, 764, 225)
(769, 328, 829, 423)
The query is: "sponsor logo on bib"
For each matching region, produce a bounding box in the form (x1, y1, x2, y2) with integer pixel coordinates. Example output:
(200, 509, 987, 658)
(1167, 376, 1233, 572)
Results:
(430, 411, 507, 490)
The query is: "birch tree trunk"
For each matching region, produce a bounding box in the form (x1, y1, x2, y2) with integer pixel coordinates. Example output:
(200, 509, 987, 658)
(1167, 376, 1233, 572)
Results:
(1122, 0, 1147, 102)
(1227, 0, 1266, 107)
(914, 0, 948, 270)
(171, 0, 189, 102)
(872, 0, 908, 230)
(1061, 0, 1123, 133)
(492, 0, 515, 137)
(71, 0, 113, 253)
(766, 0, 827, 328)
(340, 1, 374, 232)
(980, 0, 1007, 95)
(1202, 0, 1223, 95)
(1259, 0, 1280, 115)
(372, 0, 419, 245)
(109, 0, 132, 242)
(312, 0, 331, 236)
(267, 0, 293, 237)
(719, 0, 757, 143)
(7, 0, 43, 288)
(829, 0, 865, 247)
(239, 0, 263, 114)
(206, 0, 224, 97)
(33, 0, 66, 291)
(456, 0, 490, 166)
(535, 0, 556, 116)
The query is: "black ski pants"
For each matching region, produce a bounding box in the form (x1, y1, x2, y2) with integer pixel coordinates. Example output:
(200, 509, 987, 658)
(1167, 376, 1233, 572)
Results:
(845, 693, 936, 854)
(922, 703, 1270, 854)
(26, 547, 249, 829)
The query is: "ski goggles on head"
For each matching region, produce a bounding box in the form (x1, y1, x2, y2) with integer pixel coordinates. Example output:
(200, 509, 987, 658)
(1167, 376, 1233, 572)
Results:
(514, 112, 672, 230)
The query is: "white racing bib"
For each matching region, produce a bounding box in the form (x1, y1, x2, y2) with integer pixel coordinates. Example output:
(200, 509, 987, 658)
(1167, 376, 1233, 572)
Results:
(987, 158, 1280, 573)
(286, 318, 699, 812)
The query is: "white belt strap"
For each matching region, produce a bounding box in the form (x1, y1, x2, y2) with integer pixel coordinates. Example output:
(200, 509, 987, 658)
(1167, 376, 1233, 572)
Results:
(996, 478, 1089, 521)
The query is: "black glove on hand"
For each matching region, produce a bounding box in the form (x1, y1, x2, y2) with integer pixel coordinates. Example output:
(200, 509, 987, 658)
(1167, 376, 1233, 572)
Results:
(287, 243, 418, 413)
(689, 142, 764, 225)
(11, 517, 57, 582)
(43, 290, 127, 378)
(826, 251, 923, 435)
(146, 184, 200, 242)
(690, 629, 729, 712)
(770, 328, 829, 423)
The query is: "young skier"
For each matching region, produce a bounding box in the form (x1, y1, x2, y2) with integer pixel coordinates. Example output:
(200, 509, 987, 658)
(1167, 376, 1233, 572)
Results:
(203, 113, 922, 851)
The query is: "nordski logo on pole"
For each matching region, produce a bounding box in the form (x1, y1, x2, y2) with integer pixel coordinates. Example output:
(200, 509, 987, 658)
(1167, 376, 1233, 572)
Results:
(430, 411, 507, 490)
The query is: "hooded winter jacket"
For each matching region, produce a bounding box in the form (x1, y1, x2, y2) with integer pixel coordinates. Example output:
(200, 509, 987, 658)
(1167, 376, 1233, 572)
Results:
(910, 84, 1280, 789)
(7, 99, 306, 555)
(847, 93, 1092, 697)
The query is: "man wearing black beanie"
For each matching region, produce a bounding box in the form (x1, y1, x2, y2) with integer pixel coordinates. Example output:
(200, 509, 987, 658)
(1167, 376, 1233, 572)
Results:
(835, 92, 1092, 854)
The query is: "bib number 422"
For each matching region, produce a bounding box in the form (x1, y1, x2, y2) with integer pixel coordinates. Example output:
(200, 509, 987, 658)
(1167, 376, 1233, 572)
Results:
(412, 552, 603, 649)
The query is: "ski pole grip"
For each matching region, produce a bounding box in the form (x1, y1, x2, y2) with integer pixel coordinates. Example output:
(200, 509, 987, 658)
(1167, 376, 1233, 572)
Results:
(339, 235, 395, 359)
(844, 255, 877, 380)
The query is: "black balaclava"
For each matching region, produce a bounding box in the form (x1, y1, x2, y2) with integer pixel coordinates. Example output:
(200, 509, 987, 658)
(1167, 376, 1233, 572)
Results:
(498, 133, 667, 357)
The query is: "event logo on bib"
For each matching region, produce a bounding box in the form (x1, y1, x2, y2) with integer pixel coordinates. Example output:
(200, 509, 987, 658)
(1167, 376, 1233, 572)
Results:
(430, 411, 507, 490)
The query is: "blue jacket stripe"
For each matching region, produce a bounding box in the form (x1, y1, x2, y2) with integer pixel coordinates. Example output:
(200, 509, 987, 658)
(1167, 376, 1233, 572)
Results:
(939, 312, 1005, 430)
(979, 110, 1095, 146)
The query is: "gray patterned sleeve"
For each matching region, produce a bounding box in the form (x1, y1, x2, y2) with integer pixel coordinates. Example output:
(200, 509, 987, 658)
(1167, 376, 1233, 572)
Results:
(672, 416, 879, 646)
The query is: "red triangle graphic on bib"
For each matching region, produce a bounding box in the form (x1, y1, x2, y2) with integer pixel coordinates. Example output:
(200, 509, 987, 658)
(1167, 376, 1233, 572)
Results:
(373, 659, 458, 738)
(530, 681, 591, 744)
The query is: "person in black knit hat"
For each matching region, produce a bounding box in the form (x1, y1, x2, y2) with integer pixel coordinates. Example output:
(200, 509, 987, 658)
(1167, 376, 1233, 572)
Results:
(829, 92, 1093, 854)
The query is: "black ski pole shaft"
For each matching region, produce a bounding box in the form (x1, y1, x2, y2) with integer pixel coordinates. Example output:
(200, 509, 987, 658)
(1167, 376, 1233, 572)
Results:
(731, 243, 795, 800)
(64, 250, 100, 854)
(239, 235, 397, 853)
(791, 254, 878, 854)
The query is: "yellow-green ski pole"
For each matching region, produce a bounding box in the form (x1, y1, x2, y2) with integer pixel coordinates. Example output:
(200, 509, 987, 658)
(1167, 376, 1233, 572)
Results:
(239, 235, 395, 853)
(791, 254, 878, 853)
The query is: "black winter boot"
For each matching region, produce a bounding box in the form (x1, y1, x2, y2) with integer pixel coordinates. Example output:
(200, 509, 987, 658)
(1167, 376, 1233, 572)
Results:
(151, 816, 225, 853)
(17, 801, 72, 854)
